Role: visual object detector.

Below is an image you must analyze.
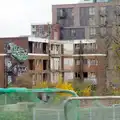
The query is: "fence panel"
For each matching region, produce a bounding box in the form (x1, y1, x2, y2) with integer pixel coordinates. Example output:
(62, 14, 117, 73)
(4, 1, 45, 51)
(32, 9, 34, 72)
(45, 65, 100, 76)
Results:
(33, 108, 64, 120)
(64, 96, 120, 120)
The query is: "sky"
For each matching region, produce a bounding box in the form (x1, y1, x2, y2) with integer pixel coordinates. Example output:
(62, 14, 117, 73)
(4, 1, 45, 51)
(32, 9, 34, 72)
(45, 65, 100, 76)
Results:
(0, 0, 94, 37)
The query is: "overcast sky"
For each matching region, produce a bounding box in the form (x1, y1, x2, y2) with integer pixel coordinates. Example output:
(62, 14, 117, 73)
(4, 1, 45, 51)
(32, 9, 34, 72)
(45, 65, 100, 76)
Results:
(0, 0, 94, 37)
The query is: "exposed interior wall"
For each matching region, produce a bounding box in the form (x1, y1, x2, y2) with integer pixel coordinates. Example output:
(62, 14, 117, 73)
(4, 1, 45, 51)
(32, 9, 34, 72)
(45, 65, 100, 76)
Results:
(64, 72, 74, 81)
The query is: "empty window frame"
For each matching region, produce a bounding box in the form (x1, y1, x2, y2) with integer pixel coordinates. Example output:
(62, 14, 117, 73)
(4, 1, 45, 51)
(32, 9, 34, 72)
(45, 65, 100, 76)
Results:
(100, 16, 107, 25)
(75, 44, 80, 49)
(75, 72, 81, 78)
(70, 29, 76, 37)
(83, 72, 88, 78)
(89, 7, 95, 15)
(100, 6, 106, 13)
(89, 27, 96, 36)
(75, 59, 80, 65)
(89, 17, 96, 26)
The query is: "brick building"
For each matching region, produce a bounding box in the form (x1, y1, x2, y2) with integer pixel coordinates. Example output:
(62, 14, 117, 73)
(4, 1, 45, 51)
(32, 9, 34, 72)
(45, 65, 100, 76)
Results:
(51, 2, 114, 87)
(52, 2, 115, 39)
(0, 36, 105, 87)
(1, 1, 118, 88)
(51, 0, 120, 89)
(0, 37, 28, 87)
(31, 24, 61, 40)
(28, 36, 106, 85)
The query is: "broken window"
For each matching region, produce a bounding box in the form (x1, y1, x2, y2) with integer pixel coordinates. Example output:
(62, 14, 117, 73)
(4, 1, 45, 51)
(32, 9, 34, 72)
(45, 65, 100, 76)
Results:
(75, 72, 81, 78)
(43, 73, 48, 81)
(83, 72, 88, 78)
(75, 44, 80, 49)
(51, 44, 53, 50)
(29, 60, 34, 70)
(43, 60, 47, 70)
(29, 42, 33, 53)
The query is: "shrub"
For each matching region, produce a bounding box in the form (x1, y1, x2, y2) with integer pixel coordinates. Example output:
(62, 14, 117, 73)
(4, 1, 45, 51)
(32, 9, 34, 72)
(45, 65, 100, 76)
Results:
(13, 73, 98, 96)
(13, 73, 32, 88)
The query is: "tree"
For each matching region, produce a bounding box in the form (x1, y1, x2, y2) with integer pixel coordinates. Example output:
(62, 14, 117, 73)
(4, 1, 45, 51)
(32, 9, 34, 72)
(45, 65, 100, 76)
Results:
(97, 0, 120, 92)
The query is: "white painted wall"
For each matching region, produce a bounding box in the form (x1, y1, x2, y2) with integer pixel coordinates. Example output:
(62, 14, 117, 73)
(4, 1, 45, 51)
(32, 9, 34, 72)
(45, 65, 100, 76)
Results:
(28, 37, 96, 44)
(51, 72, 59, 83)
(64, 72, 74, 81)
(50, 58, 60, 70)
(63, 43, 73, 55)
(64, 58, 73, 65)
(64, 58, 74, 70)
